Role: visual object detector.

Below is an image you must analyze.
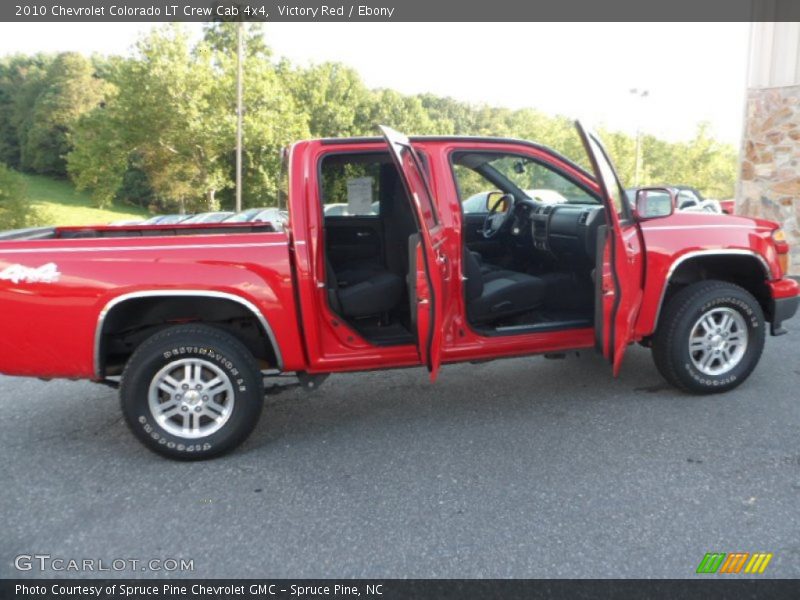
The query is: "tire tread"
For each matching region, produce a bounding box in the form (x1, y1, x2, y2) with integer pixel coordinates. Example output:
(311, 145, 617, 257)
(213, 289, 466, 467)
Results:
(652, 280, 765, 394)
(120, 324, 264, 460)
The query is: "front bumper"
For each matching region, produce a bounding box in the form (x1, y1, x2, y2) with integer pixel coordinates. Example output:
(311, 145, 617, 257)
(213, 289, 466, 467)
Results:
(770, 294, 799, 336)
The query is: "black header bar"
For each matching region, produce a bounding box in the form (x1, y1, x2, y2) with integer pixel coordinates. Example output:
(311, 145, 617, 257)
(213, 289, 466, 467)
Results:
(3, 579, 800, 600)
(2, 0, 800, 22)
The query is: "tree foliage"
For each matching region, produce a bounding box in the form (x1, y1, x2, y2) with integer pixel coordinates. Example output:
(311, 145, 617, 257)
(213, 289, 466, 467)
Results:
(0, 26, 740, 216)
(0, 162, 45, 229)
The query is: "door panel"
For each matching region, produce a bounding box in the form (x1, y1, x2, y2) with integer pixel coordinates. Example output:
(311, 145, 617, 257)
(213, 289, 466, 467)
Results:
(380, 125, 446, 381)
(576, 121, 644, 374)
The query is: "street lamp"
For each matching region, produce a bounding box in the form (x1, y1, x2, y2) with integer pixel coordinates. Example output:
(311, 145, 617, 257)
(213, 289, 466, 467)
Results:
(235, 22, 244, 213)
(629, 88, 649, 187)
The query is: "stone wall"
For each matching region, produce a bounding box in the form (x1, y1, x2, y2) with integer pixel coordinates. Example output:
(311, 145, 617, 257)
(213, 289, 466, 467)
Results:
(738, 85, 800, 275)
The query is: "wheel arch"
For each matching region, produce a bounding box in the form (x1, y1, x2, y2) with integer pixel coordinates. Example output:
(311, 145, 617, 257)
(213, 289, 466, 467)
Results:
(653, 250, 772, 332)
(94, 290, 283, 379)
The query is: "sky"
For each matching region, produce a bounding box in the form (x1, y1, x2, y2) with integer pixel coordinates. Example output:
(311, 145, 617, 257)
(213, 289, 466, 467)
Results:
(0, 22, 752, 145)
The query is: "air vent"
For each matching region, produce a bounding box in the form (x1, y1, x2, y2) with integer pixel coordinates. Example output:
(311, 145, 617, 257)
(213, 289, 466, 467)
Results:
(542, 205, 553, 215)
(579, 210, 590, 225)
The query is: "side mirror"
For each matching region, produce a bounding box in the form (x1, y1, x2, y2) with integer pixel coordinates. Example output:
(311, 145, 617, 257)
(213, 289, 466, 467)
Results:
(485, 191, 510, 213)
(635, 188, 674, 220)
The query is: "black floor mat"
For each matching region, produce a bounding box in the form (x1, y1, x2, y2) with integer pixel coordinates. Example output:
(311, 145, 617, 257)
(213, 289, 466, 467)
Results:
(351, 321, 415, 346)
(479, 307, 593, 335)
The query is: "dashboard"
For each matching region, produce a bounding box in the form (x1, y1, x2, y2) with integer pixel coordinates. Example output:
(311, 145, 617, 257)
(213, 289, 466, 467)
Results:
(511, 201, 606, 264)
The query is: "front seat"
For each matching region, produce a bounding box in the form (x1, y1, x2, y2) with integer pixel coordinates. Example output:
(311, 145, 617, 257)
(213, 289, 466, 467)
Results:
(469, 250, 503, 275)
(463, 249, 545, 324)
(326, 261, 403, 319)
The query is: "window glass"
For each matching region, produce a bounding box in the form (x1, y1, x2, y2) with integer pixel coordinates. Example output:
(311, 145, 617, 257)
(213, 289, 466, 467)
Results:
(586, 136, 626, 216)
(319, 154, 383, 217)
(452, 152, 598, 213)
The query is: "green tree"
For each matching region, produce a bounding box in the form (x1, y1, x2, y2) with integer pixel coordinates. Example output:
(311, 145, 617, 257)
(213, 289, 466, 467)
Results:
(23, 52, 106, 175)
(205, 23, 309, 208)
(67, 92, 128, 209)
(0, 162, 44, 229)
(280, 61, 372, 137)
(366, 89, 434, 134)
(0, 54, 53, 168)
(70, 26, 227, 211)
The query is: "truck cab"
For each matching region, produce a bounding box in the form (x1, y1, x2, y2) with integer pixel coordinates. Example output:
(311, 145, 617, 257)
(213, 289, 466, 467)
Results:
(288, 124, 796, 384)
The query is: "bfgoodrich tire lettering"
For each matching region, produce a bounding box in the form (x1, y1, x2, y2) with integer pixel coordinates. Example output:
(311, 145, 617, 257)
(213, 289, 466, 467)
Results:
(652, 281, 765, 394)
(120, 324, 264, 460)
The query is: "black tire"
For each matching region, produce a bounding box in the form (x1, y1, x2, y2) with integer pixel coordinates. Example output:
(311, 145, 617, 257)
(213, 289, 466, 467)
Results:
(652, 280, 765, 394)
(120, 324, 264, 460)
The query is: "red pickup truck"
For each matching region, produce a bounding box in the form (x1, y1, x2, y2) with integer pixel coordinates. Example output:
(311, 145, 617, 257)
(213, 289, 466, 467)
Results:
(0, 123, 797, 459)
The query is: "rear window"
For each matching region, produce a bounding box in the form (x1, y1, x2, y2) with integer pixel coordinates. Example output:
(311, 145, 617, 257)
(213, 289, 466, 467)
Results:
(319, 153, 391, 217)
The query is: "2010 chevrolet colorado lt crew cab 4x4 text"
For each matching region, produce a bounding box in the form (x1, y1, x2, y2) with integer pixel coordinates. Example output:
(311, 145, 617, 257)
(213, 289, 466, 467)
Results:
(0, 123, 797, 459)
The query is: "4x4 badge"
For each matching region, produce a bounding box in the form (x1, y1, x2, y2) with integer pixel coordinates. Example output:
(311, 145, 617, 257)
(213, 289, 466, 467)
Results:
(0, 262, 61, 284)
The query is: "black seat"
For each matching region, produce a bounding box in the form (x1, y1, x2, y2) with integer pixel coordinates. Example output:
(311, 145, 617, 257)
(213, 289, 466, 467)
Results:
(327, 261, 403, 319)
(469, 250, 503, 275)
(463, 249, 545, 324)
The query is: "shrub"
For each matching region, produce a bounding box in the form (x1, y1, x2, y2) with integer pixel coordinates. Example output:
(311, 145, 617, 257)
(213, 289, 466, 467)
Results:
(0, 162, 44, 230)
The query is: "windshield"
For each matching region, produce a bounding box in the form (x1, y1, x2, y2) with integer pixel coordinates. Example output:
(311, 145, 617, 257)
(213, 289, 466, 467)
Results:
(452, 152, 599, 207)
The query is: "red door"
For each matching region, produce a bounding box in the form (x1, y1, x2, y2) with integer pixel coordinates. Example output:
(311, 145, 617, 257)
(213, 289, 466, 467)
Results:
(380, 126, 446, 381)
(576, 122, 644, 375)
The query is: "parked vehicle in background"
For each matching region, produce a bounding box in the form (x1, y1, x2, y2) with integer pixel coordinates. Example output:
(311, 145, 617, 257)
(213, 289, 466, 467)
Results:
(141, 214, 191, 225)
(224, 207, 288, 231)
(224, 208, 269, 223)
(323, 202, 380, 216)
(673, 186, 725, 214)
(626, 187, 723, 214)
(0, 123, 796, 460)
(180, 211, 235, 224)
(108, 219, 144, 226)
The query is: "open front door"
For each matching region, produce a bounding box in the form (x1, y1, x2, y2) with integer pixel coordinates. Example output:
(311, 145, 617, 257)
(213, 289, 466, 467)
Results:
(380, 125, 446, 381)
(576, 121, 644, 375)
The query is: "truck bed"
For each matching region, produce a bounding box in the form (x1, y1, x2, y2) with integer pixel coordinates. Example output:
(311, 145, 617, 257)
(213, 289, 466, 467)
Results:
(0, 222, 275, 241)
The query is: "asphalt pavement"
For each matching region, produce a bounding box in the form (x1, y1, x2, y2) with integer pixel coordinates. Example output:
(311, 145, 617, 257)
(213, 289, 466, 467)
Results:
(2, 333, 799, 579)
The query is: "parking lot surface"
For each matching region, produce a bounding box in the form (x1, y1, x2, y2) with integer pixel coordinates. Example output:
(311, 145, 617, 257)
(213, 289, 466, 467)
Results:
(2, 335, 799, 578)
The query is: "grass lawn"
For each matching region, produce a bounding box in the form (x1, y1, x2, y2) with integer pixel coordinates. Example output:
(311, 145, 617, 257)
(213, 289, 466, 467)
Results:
(23, 174, 148, 227)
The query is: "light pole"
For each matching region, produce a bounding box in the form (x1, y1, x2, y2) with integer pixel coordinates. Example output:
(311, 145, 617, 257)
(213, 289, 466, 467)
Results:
(629, 88, 649, 187)
(235, 22, 244, 213)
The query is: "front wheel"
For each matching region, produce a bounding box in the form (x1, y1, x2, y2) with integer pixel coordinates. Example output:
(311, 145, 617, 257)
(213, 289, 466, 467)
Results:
(651, 281, 765, 394)
(120, 324, 264, 460)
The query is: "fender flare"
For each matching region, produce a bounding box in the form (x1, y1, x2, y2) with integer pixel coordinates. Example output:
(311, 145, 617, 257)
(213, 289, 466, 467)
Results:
(651, 249, 772, 330)
(93, 289, 283, 378)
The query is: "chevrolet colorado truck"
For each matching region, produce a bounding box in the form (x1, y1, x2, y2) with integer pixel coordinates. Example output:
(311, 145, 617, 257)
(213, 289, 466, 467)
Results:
(0, 123, 797, 459)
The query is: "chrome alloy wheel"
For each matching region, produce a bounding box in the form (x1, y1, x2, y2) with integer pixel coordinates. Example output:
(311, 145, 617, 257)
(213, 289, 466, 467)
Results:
(147, 358, 235, 439)
(688, 307, 749, 376)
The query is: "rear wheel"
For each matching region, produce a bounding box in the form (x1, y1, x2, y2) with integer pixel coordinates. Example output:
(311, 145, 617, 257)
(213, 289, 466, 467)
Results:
(120, 324, 264, 460)
(652, 281, 765, 394)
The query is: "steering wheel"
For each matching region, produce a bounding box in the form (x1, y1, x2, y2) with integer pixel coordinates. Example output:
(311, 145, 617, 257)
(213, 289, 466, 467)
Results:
(482, 193, 514, 239)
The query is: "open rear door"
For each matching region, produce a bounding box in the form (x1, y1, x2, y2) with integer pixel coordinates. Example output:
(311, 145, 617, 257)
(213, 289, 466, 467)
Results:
(576, 121, 644, 375)
(380, 125, 446, 381)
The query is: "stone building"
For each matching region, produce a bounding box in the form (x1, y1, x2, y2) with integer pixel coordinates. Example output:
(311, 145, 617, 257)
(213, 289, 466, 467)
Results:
(739, 19, 800, 274)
